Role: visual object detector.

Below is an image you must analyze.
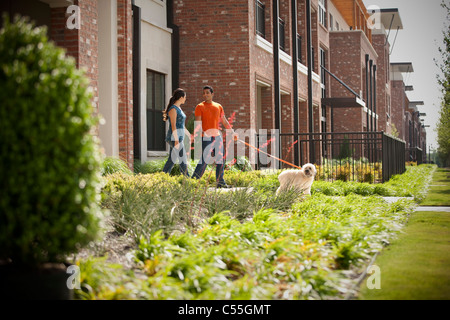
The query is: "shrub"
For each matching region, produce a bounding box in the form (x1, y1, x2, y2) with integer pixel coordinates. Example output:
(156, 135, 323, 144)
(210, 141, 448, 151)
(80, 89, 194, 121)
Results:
(338, 136, 353, 159)
(135, 159, 195, 176)
(102, 157, 133, 176)
(0, 16, 103, 265)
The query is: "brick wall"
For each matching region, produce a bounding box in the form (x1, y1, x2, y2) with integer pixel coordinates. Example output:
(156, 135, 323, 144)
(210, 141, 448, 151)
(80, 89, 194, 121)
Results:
(281, 94, 293, 133)
(78, 0, 99, 113)
(329, 30, 378, 132)
(261, 86, 274, 129)
(372, 34, 390, 133)
(50, 1, 98, 110)
(174, 0, 324, 155)
(117, 0, 133, 168)
(174, 0, 251, 131)
(390, 80, 406, 140)
(49, 1, 100, 135)
(50, 7, 79, 62)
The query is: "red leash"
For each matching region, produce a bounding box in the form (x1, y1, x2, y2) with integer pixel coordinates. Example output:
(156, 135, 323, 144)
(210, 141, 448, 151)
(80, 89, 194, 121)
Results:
(236, 138, 302, 170)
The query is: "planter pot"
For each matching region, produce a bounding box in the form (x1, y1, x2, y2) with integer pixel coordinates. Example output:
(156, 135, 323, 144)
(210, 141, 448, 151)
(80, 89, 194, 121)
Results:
(0, 262, 73, 300)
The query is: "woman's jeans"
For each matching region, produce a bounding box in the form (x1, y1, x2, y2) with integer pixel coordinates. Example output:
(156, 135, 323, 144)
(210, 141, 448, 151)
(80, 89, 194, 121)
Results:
(192, 135, 226, 185)
(163, 141, 188, 177)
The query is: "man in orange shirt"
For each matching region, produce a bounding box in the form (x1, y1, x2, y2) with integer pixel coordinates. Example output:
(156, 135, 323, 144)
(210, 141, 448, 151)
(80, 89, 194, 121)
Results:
(192, 85, 235, 188)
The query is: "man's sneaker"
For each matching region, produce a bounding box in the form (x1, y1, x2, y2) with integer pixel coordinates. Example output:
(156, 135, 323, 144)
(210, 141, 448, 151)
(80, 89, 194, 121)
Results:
(217, 182, 232, 188)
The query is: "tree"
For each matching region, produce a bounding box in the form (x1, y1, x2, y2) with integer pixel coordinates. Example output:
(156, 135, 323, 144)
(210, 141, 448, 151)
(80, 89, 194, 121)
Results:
(436, 1, 450, 166)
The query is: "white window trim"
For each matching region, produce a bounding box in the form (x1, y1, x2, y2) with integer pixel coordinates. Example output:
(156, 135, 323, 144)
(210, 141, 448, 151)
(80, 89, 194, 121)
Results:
(147, 151, 169, 157)
(256, 35, 320, 83)
(318, 0, 326, 26)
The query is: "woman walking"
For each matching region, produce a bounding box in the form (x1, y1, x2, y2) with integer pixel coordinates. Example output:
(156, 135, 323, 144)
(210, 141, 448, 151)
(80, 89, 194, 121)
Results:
(162, 88, 189, 176)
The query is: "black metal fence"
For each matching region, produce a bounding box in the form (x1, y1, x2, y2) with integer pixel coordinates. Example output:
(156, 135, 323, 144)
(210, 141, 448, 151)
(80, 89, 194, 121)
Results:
(406, 147, 423, 165)
(255, 131, 406, 183)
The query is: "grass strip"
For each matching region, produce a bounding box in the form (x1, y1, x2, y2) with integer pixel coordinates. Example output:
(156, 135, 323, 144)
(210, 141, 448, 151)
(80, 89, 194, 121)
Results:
(358, 211, 450, 300)
(420, 168, 450, 206)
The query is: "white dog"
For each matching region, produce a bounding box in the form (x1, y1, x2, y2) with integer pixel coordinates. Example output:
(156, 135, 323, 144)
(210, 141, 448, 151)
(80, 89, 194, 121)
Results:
(276, 163, 317, 195)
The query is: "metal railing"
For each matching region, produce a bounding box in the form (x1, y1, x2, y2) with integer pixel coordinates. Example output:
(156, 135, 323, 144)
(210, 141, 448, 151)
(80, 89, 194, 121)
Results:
(406, 147, 423, 165)
(255, 131, 406, 183)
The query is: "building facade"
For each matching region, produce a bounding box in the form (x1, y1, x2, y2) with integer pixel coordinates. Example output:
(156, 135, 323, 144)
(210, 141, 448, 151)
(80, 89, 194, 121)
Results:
(1, 0, 428, 168)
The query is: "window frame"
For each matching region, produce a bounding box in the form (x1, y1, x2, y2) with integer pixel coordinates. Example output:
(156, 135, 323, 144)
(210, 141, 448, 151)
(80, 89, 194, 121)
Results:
(279, 17, 286, 52)
(320, 48, 326, 99)
(297, 34, 302, 63)
(319, 0, 327, 28)
(146, 70, 166, 152)
(256, 0, 266, 38)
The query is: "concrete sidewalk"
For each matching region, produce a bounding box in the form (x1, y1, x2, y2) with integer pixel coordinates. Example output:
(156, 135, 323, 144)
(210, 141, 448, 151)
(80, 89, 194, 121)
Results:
(381, 197, 450, 212)
(415, 206, 450, 212)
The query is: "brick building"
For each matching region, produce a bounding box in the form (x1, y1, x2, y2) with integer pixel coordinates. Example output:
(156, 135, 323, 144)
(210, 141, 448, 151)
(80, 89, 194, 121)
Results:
(1, 0, 167, 168)
(173, 0, 407, 164)
(1, 0, 428, 168)
(390, 62, 427, 162)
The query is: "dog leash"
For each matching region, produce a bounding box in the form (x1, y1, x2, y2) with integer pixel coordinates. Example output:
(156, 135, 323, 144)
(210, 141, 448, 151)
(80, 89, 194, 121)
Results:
(235, 138, 302, 170)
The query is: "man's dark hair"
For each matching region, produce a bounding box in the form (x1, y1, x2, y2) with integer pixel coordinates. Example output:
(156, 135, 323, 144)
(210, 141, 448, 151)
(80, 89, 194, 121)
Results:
(203, 85, 214, 93)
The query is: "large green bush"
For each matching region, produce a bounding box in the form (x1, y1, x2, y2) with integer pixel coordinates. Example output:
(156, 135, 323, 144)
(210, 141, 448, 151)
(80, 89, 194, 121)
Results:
(0, 16, 103, 265)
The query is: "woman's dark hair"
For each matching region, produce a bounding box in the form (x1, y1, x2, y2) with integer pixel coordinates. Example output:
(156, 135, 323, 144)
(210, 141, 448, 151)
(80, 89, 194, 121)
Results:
(163, 88, 186, 121)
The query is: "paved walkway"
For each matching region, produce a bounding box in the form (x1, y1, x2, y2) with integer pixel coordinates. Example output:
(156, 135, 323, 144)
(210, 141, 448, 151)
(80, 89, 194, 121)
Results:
(415, 206, 450, 212)
(208, 187, 254, 193)
(381, 197, 414, 204)
(381, 197, 450, 212)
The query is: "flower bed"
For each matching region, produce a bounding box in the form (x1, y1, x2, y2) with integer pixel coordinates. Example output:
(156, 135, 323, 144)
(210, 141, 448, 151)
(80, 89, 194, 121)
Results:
(73, 165, 434, 299)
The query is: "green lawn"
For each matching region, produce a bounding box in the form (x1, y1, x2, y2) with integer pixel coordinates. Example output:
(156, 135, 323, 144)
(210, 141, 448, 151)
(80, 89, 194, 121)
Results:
(359, 167, 450, 300)
(421, 168, 450, 206)
(358, 211, 450, 299)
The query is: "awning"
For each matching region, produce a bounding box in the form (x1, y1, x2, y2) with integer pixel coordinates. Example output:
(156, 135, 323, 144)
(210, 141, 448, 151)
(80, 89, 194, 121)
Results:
(380, 8, 403, 30)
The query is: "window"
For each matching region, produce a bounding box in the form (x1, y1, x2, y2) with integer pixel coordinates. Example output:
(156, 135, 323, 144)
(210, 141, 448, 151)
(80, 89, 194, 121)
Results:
(321, 112, 327, 135)
(297, 34, 302, 63)
(279, 18, 285, 51)
(311, 47, 315, 72)
(320, 48, 326, 99)
(256, 1, 265, 38)
(146, 70, 166, 151)
(409, 121, 413, 147)
(336, 21, 340, 31)
(319, 0, 327, 27)
(329, 13, 334, 31)
(387, 95, 391, 117)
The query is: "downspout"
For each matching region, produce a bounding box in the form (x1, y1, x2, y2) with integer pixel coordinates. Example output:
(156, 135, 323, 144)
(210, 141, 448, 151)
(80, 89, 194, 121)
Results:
(273, 0, 281, 132)
(132, 3, 141, 160)
(291, 0, 299, 166)
(306, 0, 314, 162)
(373, 64, 377, 131)
(369, 59, 373, 132)
(273, 0, 281, 169)
(167, 0, 179, 90)
(365, 54, 369, 132)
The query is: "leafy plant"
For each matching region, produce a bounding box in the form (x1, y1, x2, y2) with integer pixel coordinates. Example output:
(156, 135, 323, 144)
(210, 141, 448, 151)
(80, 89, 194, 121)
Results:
(102, 157, 133, 176)
(134, 158, 195, 176)
(338, 136, 354, 159)
(131, 193, 414, 299)
(0, 15, 103, 265)
(84, 165, 433, 299)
